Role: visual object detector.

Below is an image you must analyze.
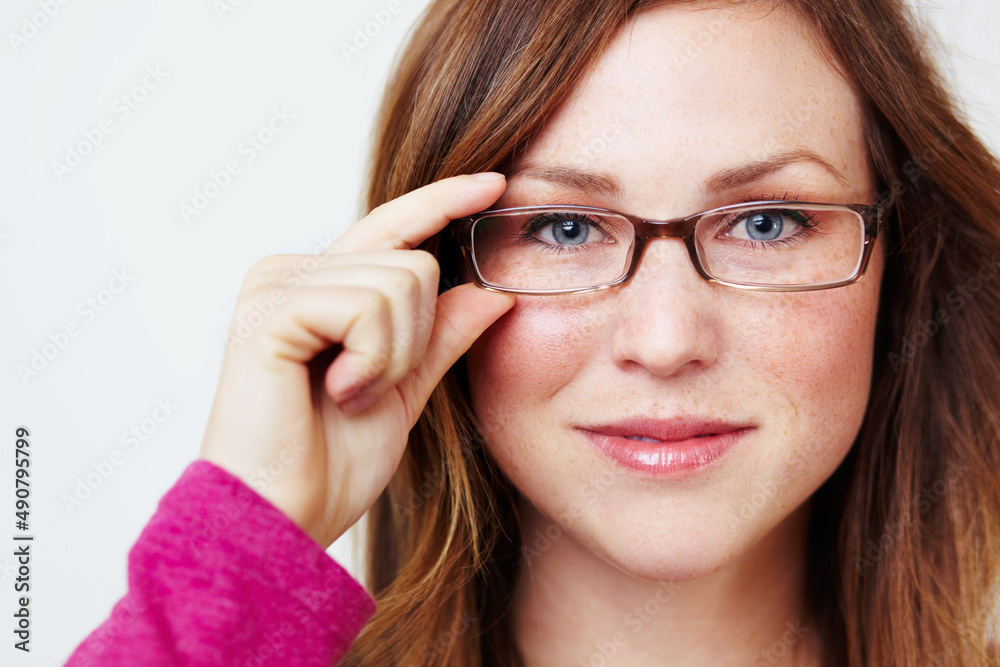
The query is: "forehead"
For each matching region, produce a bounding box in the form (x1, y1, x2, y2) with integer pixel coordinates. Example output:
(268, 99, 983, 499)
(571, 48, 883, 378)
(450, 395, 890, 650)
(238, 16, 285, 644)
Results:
(510, 3, 870, 208)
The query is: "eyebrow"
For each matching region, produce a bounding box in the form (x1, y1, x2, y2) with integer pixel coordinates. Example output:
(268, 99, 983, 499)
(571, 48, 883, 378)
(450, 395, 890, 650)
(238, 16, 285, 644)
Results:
(507, 149, 849, 199)
(704, 148, 850, 192)
(508, 163, 627, 199)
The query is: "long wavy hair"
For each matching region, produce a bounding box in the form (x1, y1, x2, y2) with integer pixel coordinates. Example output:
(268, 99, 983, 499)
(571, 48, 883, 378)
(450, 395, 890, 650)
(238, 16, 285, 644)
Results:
(340, 1, 1000, 664)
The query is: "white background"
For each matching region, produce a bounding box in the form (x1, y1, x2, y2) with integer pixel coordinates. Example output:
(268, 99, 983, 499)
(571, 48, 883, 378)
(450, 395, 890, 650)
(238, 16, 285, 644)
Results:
(0, 1, 997, 664)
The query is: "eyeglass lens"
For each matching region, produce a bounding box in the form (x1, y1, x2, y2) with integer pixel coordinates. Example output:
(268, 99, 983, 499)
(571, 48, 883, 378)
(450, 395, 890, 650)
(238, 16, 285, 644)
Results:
(469, 205, 866, 290)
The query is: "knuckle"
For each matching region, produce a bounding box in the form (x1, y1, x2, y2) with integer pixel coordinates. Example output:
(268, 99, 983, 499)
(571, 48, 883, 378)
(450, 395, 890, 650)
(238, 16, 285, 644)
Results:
(242, 254, 296, 292)
(247, 254, 291, 276)
(409, 249, 441, 281)
(360, 288, 392, 320)
(393, 267, 422, 303)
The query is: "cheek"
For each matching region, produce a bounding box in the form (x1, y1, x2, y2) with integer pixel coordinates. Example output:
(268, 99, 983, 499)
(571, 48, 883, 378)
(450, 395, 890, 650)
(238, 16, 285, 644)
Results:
(745, 280, 879, 479)
(752, 293, 873, 392)
(465, 297, 607, 480)
(467, 297, 604, 401)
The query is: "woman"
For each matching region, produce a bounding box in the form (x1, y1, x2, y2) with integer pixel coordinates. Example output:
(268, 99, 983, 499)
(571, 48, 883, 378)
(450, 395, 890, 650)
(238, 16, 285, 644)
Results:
(67, 0, 1000, 665)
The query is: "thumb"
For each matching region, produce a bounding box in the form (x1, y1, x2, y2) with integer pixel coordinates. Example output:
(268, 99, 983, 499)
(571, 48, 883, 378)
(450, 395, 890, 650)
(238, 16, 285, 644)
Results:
(402, 283, 515, 409)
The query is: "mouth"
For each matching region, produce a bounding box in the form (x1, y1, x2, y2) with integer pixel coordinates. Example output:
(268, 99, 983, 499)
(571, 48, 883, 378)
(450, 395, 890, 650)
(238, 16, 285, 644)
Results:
(624, 433, 714, 443)
(583, 417, 752, 443)
(578, 417, 754, 475)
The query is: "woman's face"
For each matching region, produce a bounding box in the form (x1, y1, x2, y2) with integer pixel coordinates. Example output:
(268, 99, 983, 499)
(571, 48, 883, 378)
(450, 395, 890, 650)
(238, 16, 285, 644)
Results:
(465, 3, 884, 581)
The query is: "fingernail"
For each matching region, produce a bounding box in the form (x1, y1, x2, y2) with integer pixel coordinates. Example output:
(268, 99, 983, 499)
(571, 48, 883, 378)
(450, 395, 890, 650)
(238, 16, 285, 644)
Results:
(332, 378, 370, 405)
(470, 172, 504, 182)
(339, 393, 377, 413)
(330, 355, 375, 403)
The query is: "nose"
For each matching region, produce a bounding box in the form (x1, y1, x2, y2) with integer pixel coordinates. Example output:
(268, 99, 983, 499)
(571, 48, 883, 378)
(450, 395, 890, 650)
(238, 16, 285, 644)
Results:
(608, 237, 720, 378)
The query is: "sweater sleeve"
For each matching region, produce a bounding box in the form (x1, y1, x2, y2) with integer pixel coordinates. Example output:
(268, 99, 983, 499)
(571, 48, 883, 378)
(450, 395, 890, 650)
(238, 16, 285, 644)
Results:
(64, 459, 376, 667)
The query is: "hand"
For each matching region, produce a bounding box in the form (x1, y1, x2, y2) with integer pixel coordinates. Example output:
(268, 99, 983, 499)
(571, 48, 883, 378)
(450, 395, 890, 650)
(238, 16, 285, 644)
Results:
(197, 173, 514, 548)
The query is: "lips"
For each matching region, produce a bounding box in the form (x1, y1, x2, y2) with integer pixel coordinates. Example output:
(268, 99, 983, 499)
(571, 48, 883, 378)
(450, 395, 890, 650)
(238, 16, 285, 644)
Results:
(577, 417, 754, 475)
(581, 417, 752, 443)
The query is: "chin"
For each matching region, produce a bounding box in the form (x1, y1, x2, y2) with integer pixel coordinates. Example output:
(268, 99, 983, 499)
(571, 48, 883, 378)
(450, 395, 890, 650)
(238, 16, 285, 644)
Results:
(567, 510, 760, 582)
(515, 466, 817, 586)
(602, 543, 739, 583)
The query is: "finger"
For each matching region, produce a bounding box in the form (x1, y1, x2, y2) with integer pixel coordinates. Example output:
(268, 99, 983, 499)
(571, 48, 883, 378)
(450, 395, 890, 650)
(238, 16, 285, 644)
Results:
(259, 250, 440, 354)
(400, 284, 516, 417)
(248, 249, 439, 286)
(316, 265, 431, 400)
(258, 285, 395, 400)
(280, 253, 441, 394)
(328, 172, 505, 253)
(240, 250, 441, 359)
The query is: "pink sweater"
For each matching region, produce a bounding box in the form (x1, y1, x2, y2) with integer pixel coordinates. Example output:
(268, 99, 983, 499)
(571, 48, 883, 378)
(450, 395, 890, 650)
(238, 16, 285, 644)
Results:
(64, 460, 376, 666)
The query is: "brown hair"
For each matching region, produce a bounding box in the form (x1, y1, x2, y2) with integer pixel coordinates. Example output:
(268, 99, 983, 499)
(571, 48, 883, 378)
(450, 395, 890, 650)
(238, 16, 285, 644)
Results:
(341, 1, 1000, 664)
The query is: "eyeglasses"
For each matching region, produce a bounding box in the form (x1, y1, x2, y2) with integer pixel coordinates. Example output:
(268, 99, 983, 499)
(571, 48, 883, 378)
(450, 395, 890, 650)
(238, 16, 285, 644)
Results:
(449, 199, 891, 294)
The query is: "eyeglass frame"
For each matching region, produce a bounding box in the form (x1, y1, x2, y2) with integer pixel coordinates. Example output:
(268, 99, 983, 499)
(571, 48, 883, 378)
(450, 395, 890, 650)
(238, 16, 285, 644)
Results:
(449, 198, 893, 294)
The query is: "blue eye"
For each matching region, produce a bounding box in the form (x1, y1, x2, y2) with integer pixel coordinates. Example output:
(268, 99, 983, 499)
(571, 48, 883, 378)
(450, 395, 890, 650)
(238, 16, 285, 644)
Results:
(550, 218, 591, 245)
(743, 211, 783, 241)
(524, 213, 610, 247)
(726, 209, 816, 245)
